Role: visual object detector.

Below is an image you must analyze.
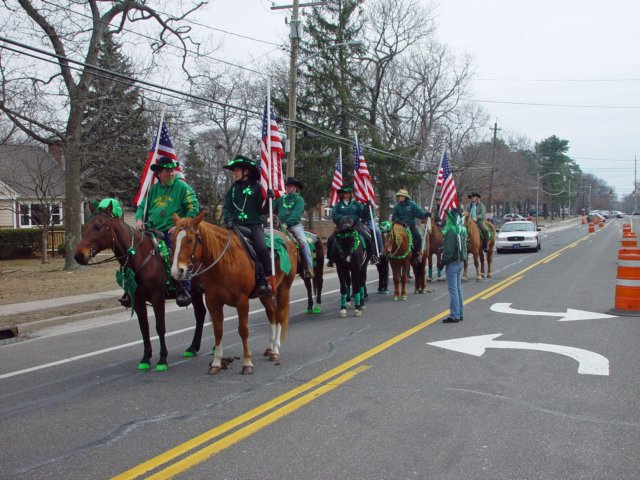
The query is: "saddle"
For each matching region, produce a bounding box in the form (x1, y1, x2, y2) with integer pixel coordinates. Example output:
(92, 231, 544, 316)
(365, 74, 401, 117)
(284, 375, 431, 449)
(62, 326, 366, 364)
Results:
(283, 229, 319, 268)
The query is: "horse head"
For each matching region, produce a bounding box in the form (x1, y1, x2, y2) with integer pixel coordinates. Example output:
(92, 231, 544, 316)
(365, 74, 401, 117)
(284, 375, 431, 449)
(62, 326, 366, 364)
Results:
(171, 210, 206, 281)
(74, 203, 118, 265)
(337, 215, 355, 233)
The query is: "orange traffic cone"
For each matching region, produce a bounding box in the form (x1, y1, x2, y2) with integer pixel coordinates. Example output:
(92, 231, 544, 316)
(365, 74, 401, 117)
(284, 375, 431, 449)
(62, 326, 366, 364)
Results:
(588, 220, 595, 233)
(611, 249, 640, 315)
(622, 231, 638, 248)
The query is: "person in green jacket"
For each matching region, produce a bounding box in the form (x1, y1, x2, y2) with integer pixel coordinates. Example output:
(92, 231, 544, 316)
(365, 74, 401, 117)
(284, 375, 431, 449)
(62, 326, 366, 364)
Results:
(440, 207, 467, 323)
(465, 191, 489, 252)
(327, 187, 378, 266)
(222, 155, 272, 298)
(391, 188, 430, 263)
(134, 156, 200, 307)
(275, 177, 314, 279)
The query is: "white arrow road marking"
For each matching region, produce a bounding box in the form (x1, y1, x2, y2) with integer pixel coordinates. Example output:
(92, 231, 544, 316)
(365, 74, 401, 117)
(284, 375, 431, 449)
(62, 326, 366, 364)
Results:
(490, 302, 618, 322)
(428, 334, 610, 376)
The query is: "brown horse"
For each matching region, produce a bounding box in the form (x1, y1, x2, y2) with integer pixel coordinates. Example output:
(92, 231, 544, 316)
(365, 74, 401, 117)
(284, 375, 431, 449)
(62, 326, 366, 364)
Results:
(171, 211, 297, 375)
(427, 221, 444, 282)
(463, 213, 496, 281)
(383, 222, 413, 300)
(73, 202, 207, 371)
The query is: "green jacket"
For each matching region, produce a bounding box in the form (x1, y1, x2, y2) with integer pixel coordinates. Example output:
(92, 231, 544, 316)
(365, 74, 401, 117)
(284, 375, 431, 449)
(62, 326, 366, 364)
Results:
(441, 225, 468, 265)
(275, 193, 304, 227)
(223, 180, 265, 226)
(135, 179, 199, 232)
(391, 200, 429, 226)
(465, 201, 486, 222)
(332, 199, 367, 225)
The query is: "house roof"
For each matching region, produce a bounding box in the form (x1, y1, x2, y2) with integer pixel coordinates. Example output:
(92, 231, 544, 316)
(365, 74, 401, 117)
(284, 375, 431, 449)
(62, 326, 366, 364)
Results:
(0, 144, 65, 198)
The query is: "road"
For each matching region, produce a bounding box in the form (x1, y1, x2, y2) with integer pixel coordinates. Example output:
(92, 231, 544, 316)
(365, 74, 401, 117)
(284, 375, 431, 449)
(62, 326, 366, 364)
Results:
(1, 219, 639, 480)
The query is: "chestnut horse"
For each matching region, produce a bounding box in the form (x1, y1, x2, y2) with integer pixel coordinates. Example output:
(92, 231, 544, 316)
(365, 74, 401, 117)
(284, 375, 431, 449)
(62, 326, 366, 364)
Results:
(427, 222, 444, 282)
(171, 211, 297, 375)
(74, 202, 207, 371)
(463, 213, 496, 281)
(383, 222, 412, 301)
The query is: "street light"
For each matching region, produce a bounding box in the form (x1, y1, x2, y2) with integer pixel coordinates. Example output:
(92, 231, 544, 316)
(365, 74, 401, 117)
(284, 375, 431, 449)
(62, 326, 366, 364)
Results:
(287, 39, 365, 177)
(536, 171, 561, 226)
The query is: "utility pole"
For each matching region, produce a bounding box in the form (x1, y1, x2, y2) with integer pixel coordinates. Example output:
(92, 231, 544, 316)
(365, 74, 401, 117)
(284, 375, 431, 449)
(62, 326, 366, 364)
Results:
(487, 121, 500, 217)
(635, 155, 638, 214)
(272, 1, 326, 178)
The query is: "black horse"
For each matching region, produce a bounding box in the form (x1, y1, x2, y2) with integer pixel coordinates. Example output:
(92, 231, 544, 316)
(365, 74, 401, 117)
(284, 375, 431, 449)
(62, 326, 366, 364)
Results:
(298, 231, 325, 314)
(333, 217, 370, 318)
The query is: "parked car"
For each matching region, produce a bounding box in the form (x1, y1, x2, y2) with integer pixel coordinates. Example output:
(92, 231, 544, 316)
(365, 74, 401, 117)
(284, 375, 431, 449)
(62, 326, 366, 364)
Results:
(496, 220, 541, 253)
(503, 213, 525, 222)
(611, 211, 625, 218)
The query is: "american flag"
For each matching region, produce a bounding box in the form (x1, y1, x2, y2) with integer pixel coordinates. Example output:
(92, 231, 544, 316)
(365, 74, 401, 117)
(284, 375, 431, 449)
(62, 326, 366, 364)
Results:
(437, 166, 444, 187)
(439, 152, 459, 213)
(329, 152, 343, 206)
(259, 96, 285, 200)
(353, 139, 376, 206)
(134, 121, 183, 207)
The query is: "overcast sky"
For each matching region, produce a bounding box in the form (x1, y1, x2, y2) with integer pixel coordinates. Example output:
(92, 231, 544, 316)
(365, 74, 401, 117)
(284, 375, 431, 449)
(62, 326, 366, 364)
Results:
(200, 0, 640, 198)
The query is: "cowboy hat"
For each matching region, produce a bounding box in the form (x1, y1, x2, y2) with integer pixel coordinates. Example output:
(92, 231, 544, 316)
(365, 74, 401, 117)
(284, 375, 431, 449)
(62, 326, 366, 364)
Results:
(285, 177, 304, 190)
(467, 191, 481, 199)
(223, 155, 260, 178)
(337, 186, 353, 194)
(395, 188, 411, 199)
(150, 156, 180, 172)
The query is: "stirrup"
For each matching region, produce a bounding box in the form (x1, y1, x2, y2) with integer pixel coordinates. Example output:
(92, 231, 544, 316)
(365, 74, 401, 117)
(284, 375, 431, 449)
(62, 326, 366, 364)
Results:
(118, 293, 131, 308)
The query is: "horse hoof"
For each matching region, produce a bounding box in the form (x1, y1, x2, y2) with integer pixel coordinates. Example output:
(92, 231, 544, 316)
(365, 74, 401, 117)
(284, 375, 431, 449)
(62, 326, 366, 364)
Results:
(207, 366, 221, 375)
(312, 306, 321, 314)
(137, 362, 151, 370)
(155, 363, 168, 372)
(182, 349, 197, 358)
(401, 296, 408, 301)
(393, 297, 399, 301)
(360, 304, 367, 310)
(269, 353, 280, 362)
(242, 366, 254, 375)
(263, 348, 273, 357)
(476, 277, 482, 282)
(487, 273, 493, 278)
(339, 309, 347, 318)
(354, 310, 362, 317)
(305, 308, 313, 314)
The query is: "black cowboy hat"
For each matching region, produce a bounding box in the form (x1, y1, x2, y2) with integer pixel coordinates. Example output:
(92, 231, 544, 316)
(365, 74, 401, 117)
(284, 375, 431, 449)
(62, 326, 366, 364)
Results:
(150, 156, 180, 172)
(223, 155, 260, 178)
(337, 186, 353, 194)
(285, 177, 304, 190)
(467, 191, 482, 199)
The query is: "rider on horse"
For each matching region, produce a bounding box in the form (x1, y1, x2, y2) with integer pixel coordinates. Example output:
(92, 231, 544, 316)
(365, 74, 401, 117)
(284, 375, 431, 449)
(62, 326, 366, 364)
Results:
(274, 177, 314, 280)
(132, 156, 200, 307)
(222, 155, 272, 298)
(327, 186, 379, 267)
(465, 191, 489, 252)
(391, 188, 430, 264)
(432, 194, 444, 227)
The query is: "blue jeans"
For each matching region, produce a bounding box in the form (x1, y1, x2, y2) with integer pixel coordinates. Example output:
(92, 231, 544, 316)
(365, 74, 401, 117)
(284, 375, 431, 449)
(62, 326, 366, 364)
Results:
(288, 223, 313, 270)
(445, 261, 464, 319)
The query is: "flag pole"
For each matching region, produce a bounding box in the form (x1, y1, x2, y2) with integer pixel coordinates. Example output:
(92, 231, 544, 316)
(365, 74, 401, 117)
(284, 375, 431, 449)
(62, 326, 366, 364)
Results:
(355, 133, 380, 258)
(266, 84, 276, 289)
(426, 151, 445, 233)
(142, 107, 166, 223)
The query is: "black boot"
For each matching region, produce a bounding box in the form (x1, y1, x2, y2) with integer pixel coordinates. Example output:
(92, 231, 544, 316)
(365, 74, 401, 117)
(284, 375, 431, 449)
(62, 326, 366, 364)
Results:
(250, 277, 272, 298)
(118, 293, 131, 308)
(176, 281, 192, 307)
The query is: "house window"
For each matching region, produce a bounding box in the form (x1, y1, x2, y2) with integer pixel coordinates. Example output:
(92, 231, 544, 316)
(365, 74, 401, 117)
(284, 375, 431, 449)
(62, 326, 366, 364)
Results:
(18, 203, 63, 227)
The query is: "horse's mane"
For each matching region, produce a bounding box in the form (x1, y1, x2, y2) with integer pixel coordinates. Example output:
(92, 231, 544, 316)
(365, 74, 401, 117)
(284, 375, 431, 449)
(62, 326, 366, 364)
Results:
(175, 217, 241, 264)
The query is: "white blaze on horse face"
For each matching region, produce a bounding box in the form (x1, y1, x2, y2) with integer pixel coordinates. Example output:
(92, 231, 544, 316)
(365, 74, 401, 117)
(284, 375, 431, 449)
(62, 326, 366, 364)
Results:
(171, 230, 187, 280)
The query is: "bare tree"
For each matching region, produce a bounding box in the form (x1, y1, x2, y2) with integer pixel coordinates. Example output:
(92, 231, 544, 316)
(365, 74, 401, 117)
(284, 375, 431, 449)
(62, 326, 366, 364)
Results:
(0, 0, 205, 269)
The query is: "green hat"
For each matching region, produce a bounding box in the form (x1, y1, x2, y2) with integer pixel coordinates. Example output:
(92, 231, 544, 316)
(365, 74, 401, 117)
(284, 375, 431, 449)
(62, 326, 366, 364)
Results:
(337, 186, 353, 194)
(150, 156, 180, 172)
(97, 198, 123, 218)
(379, 220, 392, 233)
(395, 188, 411, 199)
(223, 155, 260, 178)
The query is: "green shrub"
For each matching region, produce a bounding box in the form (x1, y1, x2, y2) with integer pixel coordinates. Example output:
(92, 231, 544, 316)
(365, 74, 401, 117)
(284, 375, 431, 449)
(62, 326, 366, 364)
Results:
(0, 228, 40, 259)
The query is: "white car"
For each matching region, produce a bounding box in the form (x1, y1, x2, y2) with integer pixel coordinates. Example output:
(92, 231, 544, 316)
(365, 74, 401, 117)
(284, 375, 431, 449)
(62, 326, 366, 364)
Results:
(496, 221, 541, 253)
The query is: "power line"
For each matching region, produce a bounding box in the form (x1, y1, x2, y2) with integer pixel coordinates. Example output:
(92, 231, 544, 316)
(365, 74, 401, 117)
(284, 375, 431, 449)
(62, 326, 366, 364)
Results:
(465, 97, 640, 110)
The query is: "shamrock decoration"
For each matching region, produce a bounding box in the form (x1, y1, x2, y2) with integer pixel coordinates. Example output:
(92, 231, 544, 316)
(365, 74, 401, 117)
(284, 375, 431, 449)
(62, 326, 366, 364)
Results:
(242, 187, 253, 196)
(238, 212, 248, 220)
(127, 247, 136, 256)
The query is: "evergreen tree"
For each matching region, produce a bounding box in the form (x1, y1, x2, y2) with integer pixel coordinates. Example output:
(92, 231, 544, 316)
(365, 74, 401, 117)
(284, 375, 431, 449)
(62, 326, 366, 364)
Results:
(81, 36, 151, 203)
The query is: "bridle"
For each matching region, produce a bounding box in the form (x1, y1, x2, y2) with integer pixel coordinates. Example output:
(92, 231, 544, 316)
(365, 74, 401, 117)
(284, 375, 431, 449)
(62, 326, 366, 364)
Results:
(176, 224, 233, 278)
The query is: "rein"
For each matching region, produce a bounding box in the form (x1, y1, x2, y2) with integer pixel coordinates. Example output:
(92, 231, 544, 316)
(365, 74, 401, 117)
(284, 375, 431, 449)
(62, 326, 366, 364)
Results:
(183, 226, 233, 278)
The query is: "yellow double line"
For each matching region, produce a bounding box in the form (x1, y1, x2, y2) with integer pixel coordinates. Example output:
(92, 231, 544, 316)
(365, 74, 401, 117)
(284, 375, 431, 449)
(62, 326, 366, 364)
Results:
(113, 233, 588, 480)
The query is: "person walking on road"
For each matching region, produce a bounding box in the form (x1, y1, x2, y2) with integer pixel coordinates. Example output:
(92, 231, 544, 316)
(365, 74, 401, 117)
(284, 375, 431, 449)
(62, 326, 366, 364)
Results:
(439, 207, 467, 323)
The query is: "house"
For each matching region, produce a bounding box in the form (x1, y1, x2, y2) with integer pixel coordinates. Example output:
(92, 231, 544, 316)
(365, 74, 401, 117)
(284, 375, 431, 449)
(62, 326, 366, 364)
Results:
(0, 144, 65, 228)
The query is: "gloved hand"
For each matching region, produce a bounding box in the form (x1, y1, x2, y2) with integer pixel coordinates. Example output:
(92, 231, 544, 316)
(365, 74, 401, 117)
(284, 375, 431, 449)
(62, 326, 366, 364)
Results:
(267, 189, 275, 199)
